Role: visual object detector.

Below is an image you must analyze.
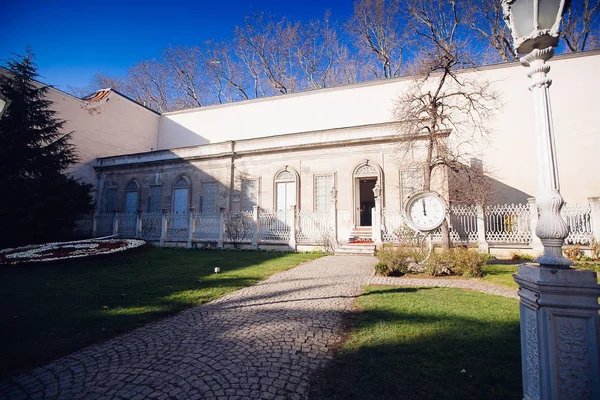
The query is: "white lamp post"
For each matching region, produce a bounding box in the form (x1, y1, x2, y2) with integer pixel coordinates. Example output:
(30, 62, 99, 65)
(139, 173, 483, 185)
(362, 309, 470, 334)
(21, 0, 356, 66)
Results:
(504, 0, 571, 267)
(502, 1, 600, 399)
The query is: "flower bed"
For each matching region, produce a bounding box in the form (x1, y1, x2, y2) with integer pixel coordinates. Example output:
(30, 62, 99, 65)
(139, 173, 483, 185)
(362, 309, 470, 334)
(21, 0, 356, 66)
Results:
(0, 238, 146, 265)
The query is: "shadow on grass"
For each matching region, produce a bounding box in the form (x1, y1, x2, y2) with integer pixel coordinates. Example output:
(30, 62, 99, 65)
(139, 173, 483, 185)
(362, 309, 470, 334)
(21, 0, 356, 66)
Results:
(309, 288, 522, 400)
(0, 247, 316, 378)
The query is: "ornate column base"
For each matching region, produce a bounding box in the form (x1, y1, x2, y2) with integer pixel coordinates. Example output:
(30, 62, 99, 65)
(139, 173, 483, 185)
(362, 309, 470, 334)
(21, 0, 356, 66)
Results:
(514, 264, 600, 400)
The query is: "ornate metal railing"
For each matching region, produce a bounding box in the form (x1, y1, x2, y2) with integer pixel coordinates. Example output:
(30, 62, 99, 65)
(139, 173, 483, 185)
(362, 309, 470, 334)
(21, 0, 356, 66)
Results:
(116, 213, 137, 238)
(165, 212, 189, 241)
(194, 213, 221, 242)
(484, 203, 531, 243)
(95, 213, 114, 237)
(381, 209, 406, 242)
(448, 204, 478, 243)
(223, 211, 255, 244)
(296, 210, 332, 243)
(562, 203, 593, 245)
(259, 211, 290, 242)
(140, 212, 162, 241)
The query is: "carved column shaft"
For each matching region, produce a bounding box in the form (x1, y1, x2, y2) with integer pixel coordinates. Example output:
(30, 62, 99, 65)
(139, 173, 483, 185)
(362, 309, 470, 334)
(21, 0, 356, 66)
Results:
(514, 264, 600, 400)
(521, 48, 571, 267)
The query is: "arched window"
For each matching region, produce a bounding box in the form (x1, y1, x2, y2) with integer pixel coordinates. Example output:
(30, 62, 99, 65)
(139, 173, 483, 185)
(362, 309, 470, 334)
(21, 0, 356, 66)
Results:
(172, 176, 190, 214)
(274, 168, 298, 212)
(124, 180, 140, 214)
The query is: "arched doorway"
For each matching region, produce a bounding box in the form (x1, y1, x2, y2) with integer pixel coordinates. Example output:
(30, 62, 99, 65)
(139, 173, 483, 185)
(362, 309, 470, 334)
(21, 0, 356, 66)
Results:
(352, 161, 383, 227)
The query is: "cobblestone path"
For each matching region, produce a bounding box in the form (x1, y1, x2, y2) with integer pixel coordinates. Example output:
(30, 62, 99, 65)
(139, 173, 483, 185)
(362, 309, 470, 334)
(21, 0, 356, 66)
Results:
(371, 276, 519, 299)
(0, 256, 376, 400)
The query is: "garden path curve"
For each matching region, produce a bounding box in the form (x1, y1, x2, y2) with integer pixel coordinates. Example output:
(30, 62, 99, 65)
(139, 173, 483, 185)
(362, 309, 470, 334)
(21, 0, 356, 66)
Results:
(0, 256, 376, 400)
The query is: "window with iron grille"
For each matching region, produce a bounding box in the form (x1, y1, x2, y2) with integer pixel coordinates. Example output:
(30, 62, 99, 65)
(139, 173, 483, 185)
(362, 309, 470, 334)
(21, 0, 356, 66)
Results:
(314, 174, 334, 211)
(200, 182, 217, 214)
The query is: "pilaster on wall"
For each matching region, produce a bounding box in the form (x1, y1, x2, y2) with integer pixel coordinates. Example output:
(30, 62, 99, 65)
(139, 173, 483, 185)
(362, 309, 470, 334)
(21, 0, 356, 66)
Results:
(217, 209, 224, 249)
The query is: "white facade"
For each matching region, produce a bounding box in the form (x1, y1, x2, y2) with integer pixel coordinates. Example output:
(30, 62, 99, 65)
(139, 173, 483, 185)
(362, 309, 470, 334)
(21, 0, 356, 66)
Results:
(44, 88, 160, 184)
(156, 51, 600, 204)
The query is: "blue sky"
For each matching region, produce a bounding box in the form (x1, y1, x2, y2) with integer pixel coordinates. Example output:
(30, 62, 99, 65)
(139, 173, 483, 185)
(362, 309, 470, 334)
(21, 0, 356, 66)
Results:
(1, 0, 353, 90)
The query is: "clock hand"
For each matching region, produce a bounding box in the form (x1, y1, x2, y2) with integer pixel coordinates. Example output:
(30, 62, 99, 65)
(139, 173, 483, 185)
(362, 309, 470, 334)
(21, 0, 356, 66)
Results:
(422, 199, 427, 216)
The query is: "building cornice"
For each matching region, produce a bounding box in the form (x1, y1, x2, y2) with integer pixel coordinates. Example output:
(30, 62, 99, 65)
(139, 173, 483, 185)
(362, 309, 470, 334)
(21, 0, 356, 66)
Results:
(94, 123, 451, 171)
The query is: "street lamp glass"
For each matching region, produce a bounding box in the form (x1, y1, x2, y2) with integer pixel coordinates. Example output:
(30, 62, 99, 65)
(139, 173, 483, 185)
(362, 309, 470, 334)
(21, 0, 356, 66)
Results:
(0, 97, 6, 117)
(504, 0, 569, 54)
(512, 0, 534, 37)
(538, 0, 562, 30)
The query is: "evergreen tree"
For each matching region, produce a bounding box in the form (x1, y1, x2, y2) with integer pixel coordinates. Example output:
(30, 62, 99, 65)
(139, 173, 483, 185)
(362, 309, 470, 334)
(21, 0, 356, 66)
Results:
(0, 50, 94, 247)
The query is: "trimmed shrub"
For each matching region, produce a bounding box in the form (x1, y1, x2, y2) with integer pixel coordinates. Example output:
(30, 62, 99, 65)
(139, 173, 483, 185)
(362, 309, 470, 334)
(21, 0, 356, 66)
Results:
(375, 244, 422, 276)
(591, 238, 599, 260)
(510, 251, 535, 261)
(427, 248, 488, 277)
(564, 247, 585, 261)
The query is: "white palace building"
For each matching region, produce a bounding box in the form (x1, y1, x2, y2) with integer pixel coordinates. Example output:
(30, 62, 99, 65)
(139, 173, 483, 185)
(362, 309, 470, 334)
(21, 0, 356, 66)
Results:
(18, 50, 600, 255)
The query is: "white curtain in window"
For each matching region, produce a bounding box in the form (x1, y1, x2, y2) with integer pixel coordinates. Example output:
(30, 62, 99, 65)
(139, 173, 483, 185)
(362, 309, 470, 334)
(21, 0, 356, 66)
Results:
(276, 182, 296, 211)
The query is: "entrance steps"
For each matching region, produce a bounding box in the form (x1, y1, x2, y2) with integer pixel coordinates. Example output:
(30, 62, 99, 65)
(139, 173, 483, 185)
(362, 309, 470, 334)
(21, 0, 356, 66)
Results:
(334, 242, 376, 256)
(349, 226, 372, 242)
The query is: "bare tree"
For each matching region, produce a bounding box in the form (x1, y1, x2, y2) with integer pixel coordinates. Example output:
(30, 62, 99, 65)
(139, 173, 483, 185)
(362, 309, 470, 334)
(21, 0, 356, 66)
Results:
(464, 0, 516, 63)
(395, 0, 502, 248)
(447, 158, 495, 205)
(346, 0, 407, 79)
(203, 41, 252, 103)
(224, 212, 254, 249)
(126, 59, 174, 113)
(163, 46, 206, 109)
(561, 0, 600, 52)
(234, 13, 300, 95)
(295, 11, 359, 88)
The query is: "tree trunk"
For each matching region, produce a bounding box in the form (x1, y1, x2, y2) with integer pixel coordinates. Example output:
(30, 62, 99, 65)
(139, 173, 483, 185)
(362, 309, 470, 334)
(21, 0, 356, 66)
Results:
(440, 219, 451, 249)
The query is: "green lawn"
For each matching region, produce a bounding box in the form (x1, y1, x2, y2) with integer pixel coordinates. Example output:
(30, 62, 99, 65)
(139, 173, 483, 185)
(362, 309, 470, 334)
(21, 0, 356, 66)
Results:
(481, 264, 519, 289)
(0, 247, 321, 378)
(481, 263, 600, 289)
(310, 286, 522, 400)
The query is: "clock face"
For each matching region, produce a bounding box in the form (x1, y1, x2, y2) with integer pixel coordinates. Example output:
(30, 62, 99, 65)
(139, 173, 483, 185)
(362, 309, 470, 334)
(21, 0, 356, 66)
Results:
(405, 191, 446, 232)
